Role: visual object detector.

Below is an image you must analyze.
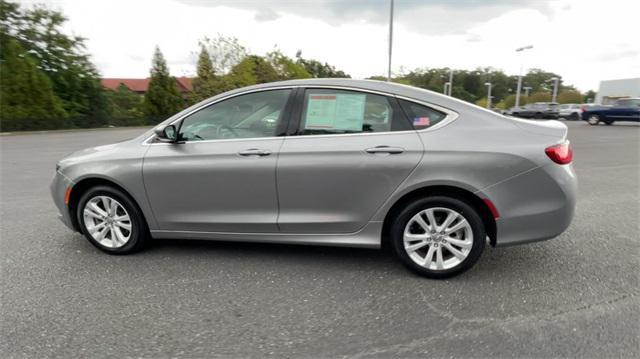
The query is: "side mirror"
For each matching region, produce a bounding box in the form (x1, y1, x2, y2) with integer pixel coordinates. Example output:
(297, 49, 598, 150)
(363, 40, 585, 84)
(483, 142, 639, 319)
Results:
(154, 124, 178, 142)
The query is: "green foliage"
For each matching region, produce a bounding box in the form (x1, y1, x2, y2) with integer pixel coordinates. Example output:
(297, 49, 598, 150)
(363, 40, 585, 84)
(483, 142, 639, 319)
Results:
(475, 98, 488, 108)
(144, 46, 184, 122)
(529, 92, 552, 103)
(199, 35, 248, 75)
(583, 90, 596, 103)
(191, 46, 219, 103)
(2, 0, 110, 126)
(106, 84, 145, 126)
(295, 51, 350, 78)
(0, 37, 69, 131)
(503, 94, 528, 108)
(267, 50, 310, 80)
(557, 91, 583, 104)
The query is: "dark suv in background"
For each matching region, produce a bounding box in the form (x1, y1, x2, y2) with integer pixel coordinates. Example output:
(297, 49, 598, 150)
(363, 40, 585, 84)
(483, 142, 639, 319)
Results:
(507, 102, 559, 119)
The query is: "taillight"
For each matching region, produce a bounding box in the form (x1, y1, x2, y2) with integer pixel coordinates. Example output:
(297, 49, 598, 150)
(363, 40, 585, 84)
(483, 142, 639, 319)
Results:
(545, 142, 573, 165)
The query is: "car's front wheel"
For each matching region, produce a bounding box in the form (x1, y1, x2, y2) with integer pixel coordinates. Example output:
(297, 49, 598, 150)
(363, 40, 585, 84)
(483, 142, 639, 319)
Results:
(569, 113, 580, 121)
(77, 186, 149, 254)
(391, 197, 486, 279)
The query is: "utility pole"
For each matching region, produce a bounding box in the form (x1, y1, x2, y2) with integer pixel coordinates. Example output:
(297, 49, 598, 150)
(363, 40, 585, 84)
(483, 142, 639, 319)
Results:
(443, 82, 449, 94)
(484, 82, 492, 109)
(387, 0, 394, 82)
(448, 69, 453, 96)
(550, 77, 559, 102)
(515, 45, 533, 108)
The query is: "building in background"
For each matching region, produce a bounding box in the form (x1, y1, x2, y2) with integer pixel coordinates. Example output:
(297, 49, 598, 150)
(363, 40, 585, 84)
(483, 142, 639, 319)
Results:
(101, 77, 193, 95)
(595, 78, 640, 104)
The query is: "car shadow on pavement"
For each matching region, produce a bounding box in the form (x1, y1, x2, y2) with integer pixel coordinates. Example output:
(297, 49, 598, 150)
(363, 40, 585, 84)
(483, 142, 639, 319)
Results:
(145, 237, 556, 280)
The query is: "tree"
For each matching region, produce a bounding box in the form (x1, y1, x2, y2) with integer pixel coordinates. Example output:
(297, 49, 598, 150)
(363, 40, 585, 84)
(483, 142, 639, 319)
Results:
(0, 37, 68, 131)
(1, 1, 110, 126)
(503, 94, 529, 108)
(200, 35, 248, 75)
(106, 84, 144, 125)
(267, 50, 310, 80)
(583, 90, 596, 103)
(295, 51, 350, 78)
(144, 46, 183, 121)
(557, 91, 583, 104)
(529, 92, 552, 103)
(191, 46, 219, 102)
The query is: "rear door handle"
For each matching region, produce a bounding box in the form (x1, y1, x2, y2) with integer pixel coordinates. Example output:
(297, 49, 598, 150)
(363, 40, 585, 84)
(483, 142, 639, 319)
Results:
(238, 149, 271, 157)
(365, 146, 405, 154)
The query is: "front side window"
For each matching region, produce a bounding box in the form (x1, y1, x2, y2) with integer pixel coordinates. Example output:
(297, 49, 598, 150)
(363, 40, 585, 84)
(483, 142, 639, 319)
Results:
(179, 89, 291, 141)
(299, 89, 411, 135)
(397, 99, 447, 130)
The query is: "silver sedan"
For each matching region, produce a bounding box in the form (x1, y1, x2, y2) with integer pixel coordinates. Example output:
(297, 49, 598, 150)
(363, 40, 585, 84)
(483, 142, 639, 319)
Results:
(51, 79, 577, 278)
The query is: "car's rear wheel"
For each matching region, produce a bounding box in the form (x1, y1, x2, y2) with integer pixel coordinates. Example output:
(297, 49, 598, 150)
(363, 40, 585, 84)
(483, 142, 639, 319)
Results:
(390, 196, 486, 279)
(77, 186, 149, 254)
(569, 113, 580, 121)
(587, 114, 601, 125)
(534, 112, 543, 119)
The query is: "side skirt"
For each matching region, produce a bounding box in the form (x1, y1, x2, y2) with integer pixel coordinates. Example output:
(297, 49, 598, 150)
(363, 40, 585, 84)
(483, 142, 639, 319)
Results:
(150, 221, 383, 249)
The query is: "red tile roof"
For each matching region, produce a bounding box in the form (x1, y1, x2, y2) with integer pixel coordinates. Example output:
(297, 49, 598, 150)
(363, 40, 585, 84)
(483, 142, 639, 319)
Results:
(101, 77, 193, 93)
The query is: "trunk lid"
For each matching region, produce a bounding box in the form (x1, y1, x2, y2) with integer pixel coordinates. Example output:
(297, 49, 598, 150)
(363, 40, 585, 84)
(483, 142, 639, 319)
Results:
(510, 118, 568, 140)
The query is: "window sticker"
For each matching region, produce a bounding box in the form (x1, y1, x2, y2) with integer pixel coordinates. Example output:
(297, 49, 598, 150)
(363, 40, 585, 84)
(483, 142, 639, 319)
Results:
(413, 117, 430, 127)
(305, 93, 366, 131)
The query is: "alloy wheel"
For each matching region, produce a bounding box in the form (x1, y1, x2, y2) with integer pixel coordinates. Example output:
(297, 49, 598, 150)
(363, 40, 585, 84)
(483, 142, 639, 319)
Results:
(83, 195, 132, 248)
(403, 207, 473, 270)
(588, 115, 600, 125)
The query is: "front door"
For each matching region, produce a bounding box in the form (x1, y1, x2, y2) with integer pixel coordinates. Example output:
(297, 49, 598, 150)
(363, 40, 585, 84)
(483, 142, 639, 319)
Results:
(276, 88, 428, 233)
(143, 88, 293, 233)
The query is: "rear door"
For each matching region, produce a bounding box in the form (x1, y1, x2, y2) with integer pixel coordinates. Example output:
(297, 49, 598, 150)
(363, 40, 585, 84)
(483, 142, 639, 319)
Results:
(275, 88, 424, 233)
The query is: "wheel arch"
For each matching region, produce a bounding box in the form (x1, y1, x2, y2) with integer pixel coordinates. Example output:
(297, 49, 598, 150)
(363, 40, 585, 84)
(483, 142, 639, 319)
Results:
(67, 177, 147, 232)
(381, 185, 497, 248)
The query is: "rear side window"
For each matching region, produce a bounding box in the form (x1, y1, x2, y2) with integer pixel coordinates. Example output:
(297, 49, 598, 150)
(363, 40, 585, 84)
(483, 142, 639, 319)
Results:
(299, 89, 412, 135)
(398, 99, 447, 130)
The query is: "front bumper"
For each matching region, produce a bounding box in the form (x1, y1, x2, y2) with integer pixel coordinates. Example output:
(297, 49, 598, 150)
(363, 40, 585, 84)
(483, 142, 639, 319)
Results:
(50, 171, 76, 231)
(481, 163, 577, 246)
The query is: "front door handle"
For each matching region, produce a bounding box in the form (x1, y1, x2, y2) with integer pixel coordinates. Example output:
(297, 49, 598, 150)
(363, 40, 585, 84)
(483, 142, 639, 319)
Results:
(365, 146, 405, 154)
(238, 149, 272, 157)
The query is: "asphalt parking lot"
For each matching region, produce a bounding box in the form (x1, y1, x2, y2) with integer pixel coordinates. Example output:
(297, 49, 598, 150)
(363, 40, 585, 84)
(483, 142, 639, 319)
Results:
(1, 121, 638, 358)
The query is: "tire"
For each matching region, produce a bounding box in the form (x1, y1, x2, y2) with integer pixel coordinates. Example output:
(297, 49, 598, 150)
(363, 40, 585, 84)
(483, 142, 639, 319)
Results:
(390, 196, 486, 279)
(77, 185, 149, 254)
(587, 114, 601, 125)
(569, 113, 580, 121)
(534, 112, 544, 119)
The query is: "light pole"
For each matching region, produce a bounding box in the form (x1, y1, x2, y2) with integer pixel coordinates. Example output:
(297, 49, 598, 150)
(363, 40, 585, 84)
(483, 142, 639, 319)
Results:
(549, 77, 559, 102)
(447, 69, 453, 96)
(523, 86, 532, 97)
(443, 82, 450, 94)
(387, 0, 394, 82)
(484, 82, 492, 109)
(515, 45, 533, 108)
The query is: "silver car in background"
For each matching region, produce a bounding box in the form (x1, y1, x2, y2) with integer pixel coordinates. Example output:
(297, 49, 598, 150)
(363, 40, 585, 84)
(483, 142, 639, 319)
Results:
(51, 79, 577, 278)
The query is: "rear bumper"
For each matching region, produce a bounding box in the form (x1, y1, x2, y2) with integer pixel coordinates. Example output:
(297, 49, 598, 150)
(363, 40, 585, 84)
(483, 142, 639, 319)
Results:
(481, 163, 577, 246)
(50, 171, 76, 231)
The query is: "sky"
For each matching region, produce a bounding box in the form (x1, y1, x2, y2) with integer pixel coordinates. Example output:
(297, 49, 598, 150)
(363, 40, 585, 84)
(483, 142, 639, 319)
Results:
(19, 0, 640, 92)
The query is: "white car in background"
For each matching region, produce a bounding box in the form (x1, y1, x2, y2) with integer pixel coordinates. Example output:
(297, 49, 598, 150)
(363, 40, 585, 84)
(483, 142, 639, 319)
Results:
(558, 104, 582, 121)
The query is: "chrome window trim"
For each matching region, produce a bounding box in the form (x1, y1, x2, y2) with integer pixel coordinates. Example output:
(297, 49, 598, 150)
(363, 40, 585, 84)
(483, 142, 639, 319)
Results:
(142, 84, 460, 145)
